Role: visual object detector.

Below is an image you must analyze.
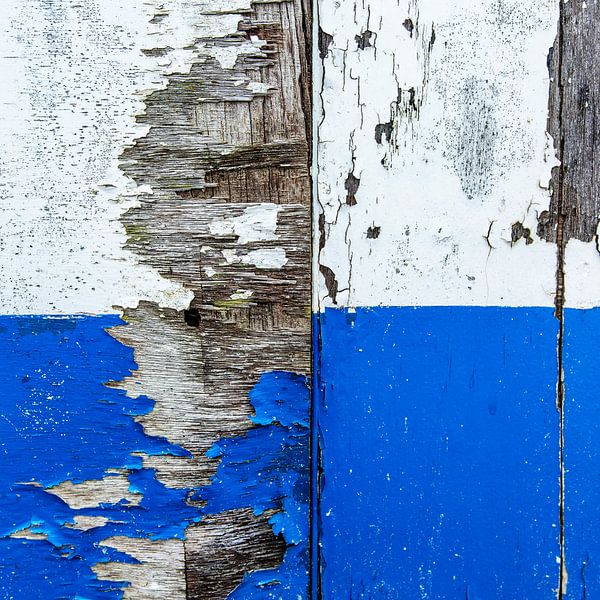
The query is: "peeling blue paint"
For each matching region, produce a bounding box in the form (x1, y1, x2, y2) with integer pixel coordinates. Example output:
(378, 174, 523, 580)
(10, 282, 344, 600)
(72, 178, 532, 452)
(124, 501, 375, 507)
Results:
(0, 318, 309, 599)
(315, 306, 561, 599)
(0, 315, 200, 599)
(199, 371, 310, 599)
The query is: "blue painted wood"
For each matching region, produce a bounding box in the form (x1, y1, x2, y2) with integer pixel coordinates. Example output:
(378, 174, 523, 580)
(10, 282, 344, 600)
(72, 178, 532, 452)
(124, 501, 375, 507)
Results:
(563, 308, 600, 598)
(198, 371, 310, 599)
(0, 317, 309, 599)
(315, 306, 560, 599)
(0, 315, 194, 599)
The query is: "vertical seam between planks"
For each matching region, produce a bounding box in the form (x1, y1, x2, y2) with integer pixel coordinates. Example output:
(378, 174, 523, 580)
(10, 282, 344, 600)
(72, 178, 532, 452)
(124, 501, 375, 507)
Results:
(311, 0, 324, 594)
(308, 0, 320, 596)
(554, 1, 567, 597)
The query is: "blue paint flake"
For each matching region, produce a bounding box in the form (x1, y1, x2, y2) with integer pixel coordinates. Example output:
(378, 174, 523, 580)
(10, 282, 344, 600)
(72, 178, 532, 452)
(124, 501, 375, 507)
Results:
(199, 371, 310, 599)
(0, 316, 309, 599)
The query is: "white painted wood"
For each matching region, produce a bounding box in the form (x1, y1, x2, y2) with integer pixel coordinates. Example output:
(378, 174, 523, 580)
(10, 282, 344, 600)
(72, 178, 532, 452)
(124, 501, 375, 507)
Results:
(316, 0, 600, 309)
(0, 0, 261, 315)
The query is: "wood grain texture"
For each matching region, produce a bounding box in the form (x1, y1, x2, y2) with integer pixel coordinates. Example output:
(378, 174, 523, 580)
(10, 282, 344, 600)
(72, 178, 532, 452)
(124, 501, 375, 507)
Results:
(112, 0, 311, 596)
(541, 0, 600, 246)
(0, 1, 310, 596)
(184, 509, 286, 600)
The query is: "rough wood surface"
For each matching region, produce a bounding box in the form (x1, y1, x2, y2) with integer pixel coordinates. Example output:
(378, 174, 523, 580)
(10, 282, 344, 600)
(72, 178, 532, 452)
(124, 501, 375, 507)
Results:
(112, 0, 312, 596)
(1, 0, 310, 596)
(312, 1, 594, 597)
(541, 0, 600, 246)
(184, 509, 286, 600)
(544, 3, 600, 597)
(0, 0, 310, 597)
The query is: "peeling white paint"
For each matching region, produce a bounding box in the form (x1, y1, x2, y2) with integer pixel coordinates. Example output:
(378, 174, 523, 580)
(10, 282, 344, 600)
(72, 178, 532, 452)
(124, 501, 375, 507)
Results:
(564, 240, 600, 309)
(222, 248, 288, 269)
(0, 0, 258, 314)
(316, 0, 600, 309)
(209, 38, 267, 70)
(230, 289, 254, 300)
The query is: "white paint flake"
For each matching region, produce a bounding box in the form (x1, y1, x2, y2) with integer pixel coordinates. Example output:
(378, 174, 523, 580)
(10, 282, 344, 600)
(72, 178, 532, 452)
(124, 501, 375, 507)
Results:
(209, 204, 282, 244)
(230, 289, 254, 300)
(564, 240, 600, 309)
(222, 248, 288, 269)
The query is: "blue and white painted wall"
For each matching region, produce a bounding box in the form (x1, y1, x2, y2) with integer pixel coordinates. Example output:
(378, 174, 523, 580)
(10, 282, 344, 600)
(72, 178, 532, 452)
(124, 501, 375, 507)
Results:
(3, 0, 600, 598)
(314, 0, 600, 597)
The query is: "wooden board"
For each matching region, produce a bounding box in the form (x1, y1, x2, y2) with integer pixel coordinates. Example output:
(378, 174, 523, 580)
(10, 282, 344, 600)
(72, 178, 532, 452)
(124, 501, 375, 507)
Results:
(0, 1, 311, 598)
(551, 2, 600, 597)
(3, 0, 600, 597)
(313, 0, 600, 597)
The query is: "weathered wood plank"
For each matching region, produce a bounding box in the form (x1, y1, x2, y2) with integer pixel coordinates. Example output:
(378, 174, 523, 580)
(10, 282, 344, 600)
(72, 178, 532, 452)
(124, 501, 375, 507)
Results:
(0, 0, 311, 597)
(113, 0, 312, 596)
(314, 0, 564, 596)
(541, 0, 600, 246)
(551, 3, 600, 596)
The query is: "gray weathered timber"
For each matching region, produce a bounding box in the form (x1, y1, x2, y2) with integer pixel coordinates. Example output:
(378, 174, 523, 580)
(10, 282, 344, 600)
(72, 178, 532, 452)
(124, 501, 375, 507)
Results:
(541, 1, 600, 246)
(108, 1, 311, 597)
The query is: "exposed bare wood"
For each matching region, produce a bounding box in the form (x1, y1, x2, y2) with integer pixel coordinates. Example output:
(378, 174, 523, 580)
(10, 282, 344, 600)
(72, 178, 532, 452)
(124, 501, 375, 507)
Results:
(184, 509, 286, 599)
(110, 0, 312, 596)
(541, 1, 600, 245)
(94, 538, 187, 600)
(539, 4, 600, 597)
